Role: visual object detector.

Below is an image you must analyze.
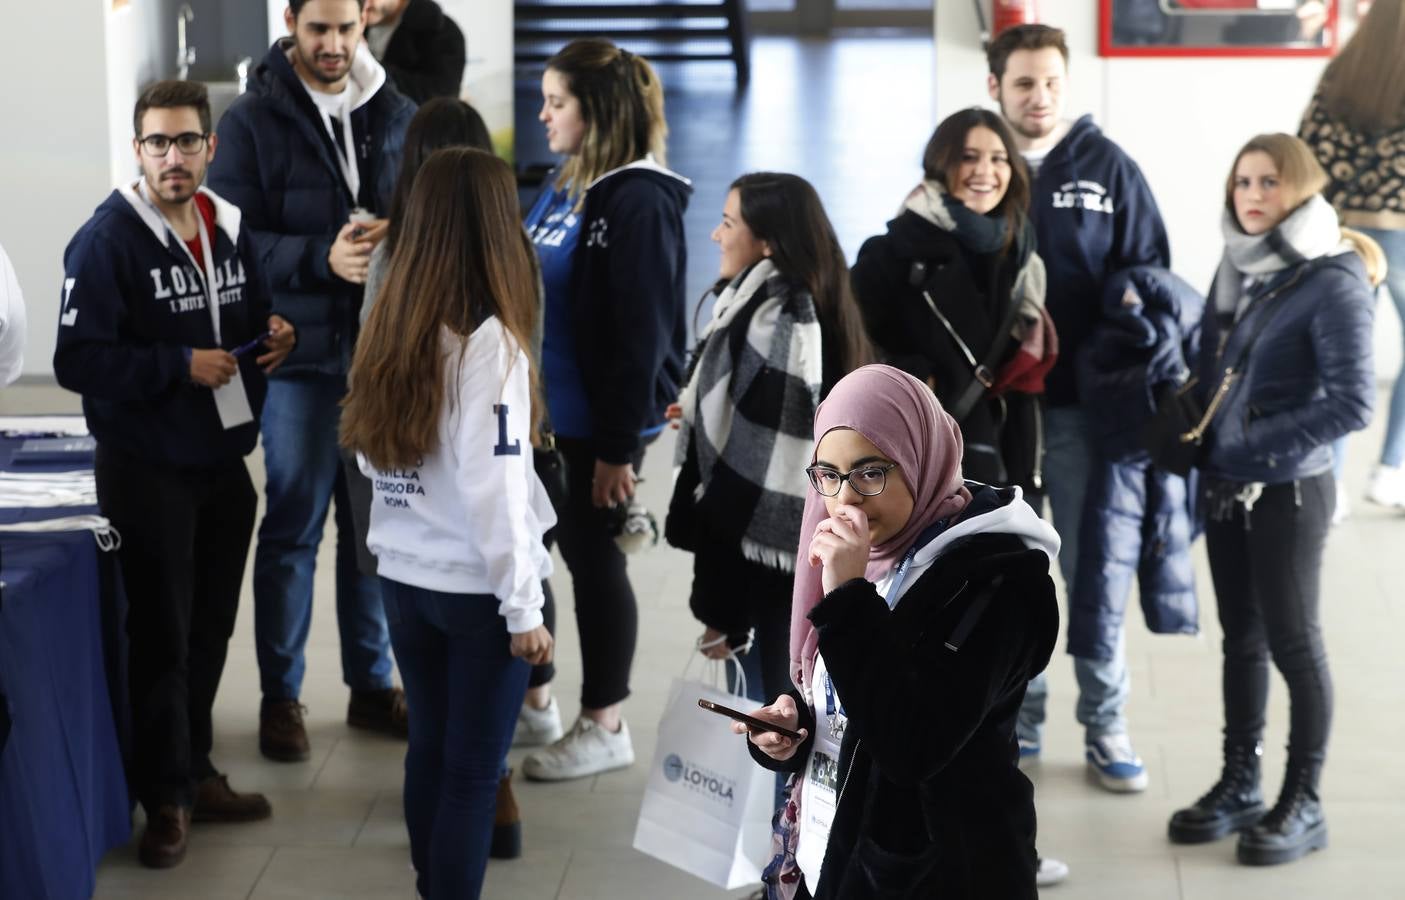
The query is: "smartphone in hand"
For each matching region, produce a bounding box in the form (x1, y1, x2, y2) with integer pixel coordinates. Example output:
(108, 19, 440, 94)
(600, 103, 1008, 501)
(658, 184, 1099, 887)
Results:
(232, 330, 273, 358)
(698, 698, 803, 740)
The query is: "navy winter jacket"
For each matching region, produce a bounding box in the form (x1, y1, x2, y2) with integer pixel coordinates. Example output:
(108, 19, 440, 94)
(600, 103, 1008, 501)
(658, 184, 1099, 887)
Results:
(1030, 115, 1170, 407)
(53, 186, 272, 468)
(1198, 251, 1375, 485)
(1068, 266, 1204, 661)
(207, 41, 414, 376)
(568, 161, 692, 464)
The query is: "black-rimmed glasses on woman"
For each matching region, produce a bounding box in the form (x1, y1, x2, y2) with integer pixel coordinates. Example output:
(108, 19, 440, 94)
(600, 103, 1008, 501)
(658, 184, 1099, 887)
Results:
(805, 463, 898, 497)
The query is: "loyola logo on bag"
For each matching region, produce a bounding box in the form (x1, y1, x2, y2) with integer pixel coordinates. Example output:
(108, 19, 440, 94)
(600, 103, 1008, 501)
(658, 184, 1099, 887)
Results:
(663, 753, 737, 805)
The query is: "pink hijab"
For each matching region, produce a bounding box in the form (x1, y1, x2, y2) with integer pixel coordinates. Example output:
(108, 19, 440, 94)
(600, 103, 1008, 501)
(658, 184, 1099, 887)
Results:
(788, 365, 972, 691)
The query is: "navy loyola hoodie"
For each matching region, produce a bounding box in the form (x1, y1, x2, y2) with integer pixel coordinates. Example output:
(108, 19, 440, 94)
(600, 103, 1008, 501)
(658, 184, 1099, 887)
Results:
(570, 159, 692, 464)
(53, 184, 273, 467)
(1030, 115, 1170, 407)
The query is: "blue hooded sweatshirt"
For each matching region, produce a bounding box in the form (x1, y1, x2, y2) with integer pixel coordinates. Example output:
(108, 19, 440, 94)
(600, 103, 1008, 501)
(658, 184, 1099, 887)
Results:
(53, 185, 274, 468)
(1028, 115, 1171, 408)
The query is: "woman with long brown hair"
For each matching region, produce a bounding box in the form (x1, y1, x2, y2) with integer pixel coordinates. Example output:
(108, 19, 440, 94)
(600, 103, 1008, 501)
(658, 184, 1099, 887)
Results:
(667, 172, 873, 724)
(341, 147, 555, 899)
(518, 38, 691, 780)
(1300, 0, 1405, 510)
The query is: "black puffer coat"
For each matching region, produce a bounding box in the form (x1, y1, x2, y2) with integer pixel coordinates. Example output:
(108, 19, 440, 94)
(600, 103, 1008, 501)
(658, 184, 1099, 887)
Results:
(852, 211, 1042, 495)
(208, 41, 415, 376)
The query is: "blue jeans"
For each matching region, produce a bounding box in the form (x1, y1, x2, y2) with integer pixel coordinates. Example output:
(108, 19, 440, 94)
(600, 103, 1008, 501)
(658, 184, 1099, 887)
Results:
(381, 580, 529, 900)
(254, 374, 393, 700)
(1017, 405, 1131, 745)
(1361, 228, 1405, 468)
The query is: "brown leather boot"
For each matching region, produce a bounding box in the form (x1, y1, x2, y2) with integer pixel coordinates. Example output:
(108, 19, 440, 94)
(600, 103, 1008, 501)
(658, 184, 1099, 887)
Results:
(138, 804, 191, 869)
(489, 770, 522, 859)
(260, 699, 311, 762)
(193, 774, 273, 823)
(347, 687, 409, 738)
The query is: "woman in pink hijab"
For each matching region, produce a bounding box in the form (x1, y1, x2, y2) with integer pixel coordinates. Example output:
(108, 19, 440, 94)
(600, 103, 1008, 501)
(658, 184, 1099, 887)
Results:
(734, 365, 1060, 900)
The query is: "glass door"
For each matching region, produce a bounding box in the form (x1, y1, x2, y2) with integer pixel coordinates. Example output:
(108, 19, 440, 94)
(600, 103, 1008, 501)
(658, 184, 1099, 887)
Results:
(748, 0, 931, 33)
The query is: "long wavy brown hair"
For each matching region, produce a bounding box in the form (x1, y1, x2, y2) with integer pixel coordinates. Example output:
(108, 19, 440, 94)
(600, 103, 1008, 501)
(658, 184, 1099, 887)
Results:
(1318, 0, 1405, 131)
(341, 148, 540, 470)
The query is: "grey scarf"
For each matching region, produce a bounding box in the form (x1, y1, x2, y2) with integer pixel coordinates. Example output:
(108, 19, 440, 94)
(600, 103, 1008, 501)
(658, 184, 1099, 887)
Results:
(1213, 194, 1343, 319)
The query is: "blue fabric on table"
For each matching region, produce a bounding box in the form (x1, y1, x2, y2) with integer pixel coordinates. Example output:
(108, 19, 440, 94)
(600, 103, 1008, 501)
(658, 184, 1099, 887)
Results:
(0, 434, 132, 900)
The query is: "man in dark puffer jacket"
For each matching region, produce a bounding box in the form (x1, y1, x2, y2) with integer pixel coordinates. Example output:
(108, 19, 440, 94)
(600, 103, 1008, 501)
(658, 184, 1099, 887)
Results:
(207, 0, 415, 763)
(1070, 266, 1204, 664)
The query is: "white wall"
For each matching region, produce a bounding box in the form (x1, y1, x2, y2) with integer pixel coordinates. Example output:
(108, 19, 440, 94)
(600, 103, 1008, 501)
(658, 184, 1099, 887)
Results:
(0, 0, 120, 378)
(934, 0, 1400, 377)
(439, 0, 515, 159)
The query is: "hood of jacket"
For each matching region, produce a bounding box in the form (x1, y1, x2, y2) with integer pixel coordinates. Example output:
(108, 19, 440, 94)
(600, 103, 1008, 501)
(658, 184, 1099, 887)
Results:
(252, 38, 389, 116)
(913, 482, 1061, 570)
(586, 155, 693, 205)
(114, 182, 243, 249)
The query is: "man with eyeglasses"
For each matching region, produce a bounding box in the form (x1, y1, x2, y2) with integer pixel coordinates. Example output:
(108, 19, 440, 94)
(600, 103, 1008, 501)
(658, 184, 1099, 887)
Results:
(54, 79, 295, 869)
(207, 0, 415, 763)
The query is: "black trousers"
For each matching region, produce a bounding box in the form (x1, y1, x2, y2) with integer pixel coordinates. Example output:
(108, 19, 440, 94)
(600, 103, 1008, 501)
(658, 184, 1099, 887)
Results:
(690, 544, 795, 706)
(95, 445, 256, 811)
(1204, 473, 1334, 766)
(553, 436, 646, 709)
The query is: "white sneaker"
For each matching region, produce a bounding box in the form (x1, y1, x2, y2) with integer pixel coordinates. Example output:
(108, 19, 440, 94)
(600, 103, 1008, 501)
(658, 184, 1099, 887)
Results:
(522, 716, 634, 781)
(1332, 483, 1351, 526)
(1366, 465, 1405, 508)
(513, 695, 564, 747)
(1036, 856, 1070, 887)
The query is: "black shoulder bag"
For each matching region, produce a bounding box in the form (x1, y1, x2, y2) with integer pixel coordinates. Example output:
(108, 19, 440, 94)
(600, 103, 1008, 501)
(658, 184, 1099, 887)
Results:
(1141, 261, 1318, 477)
(534, 421, 569, 515)
(908, 260, 1023, 421)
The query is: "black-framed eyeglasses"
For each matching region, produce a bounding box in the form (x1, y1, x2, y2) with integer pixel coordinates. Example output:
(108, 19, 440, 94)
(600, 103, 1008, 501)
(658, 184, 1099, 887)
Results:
(805, 462, 898, 498)
(138, 132, 209, 157)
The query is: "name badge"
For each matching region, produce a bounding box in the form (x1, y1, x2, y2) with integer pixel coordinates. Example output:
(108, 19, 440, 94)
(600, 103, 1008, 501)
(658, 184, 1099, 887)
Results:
(213, 369, 254, 429)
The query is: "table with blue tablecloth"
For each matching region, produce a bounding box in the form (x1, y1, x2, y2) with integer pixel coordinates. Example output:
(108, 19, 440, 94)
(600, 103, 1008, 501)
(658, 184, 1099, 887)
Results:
(0, 428, 132, 900)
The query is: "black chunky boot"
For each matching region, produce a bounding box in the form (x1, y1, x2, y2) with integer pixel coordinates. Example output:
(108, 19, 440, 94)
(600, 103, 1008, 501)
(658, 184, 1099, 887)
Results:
(1237, 761, 1327, 866)
(1168, 741, 1266, 844)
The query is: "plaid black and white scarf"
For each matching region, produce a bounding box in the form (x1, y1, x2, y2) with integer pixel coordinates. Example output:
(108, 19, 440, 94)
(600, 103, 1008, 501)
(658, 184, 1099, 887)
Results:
(675, 259, 823, 571)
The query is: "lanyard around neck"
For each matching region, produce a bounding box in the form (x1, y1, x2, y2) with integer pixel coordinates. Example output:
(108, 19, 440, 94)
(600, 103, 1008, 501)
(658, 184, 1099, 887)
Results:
(882, 518, 951, 608)
(139, 182, 224, 345)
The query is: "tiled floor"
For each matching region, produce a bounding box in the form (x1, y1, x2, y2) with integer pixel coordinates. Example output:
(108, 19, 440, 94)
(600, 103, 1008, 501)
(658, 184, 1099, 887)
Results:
(10, 364, 1405, 899)
(7, 31, 1403, 900)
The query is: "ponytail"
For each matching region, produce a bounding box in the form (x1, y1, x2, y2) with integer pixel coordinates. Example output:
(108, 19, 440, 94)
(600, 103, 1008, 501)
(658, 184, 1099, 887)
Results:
(546, 39, 671, 203)
(1340, 226, 1388, 288)
(623, 50, 668, 167)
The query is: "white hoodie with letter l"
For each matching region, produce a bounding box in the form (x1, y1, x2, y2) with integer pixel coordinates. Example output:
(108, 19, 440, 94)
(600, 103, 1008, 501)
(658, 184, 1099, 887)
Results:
(359, 317, 556, 633)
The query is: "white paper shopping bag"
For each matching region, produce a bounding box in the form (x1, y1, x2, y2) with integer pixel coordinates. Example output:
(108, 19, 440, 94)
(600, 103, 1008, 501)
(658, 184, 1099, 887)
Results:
(633, 675, 775, 889)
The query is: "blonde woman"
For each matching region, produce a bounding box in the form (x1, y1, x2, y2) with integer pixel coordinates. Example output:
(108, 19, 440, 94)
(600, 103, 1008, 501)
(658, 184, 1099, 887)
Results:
(518, 39, 692, 779)
(1167, 134, 1378, 866)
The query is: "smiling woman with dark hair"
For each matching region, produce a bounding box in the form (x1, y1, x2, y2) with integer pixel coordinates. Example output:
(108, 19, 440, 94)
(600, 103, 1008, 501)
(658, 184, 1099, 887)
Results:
(851, 107, 1056, 508)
